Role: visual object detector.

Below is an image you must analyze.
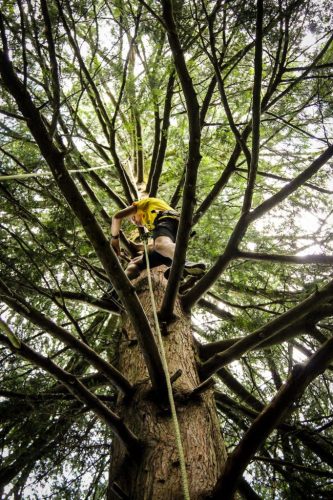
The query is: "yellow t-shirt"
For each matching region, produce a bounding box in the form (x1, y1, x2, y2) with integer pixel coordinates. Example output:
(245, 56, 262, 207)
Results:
(132, 198, 174, 230)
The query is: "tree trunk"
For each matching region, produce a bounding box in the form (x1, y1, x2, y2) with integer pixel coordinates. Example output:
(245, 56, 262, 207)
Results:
(108, 268, 227, 499)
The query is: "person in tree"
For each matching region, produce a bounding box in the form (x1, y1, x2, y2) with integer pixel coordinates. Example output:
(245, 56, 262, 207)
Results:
(111, 197, 206, 280)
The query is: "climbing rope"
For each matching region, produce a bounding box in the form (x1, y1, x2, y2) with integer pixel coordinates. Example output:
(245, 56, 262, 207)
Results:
(143, 238, 190, 500)
(0, 165, 111, 182)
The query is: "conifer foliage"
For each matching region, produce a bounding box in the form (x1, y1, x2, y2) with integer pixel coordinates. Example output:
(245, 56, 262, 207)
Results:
(0, 0, 333, 497)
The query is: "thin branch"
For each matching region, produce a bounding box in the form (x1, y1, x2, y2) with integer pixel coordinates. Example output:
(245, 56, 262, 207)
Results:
(236, 250, 333, 265)
(264, 110, 328, 144)
(40, 0, 60, 136)
(266, 33, 333, 111)
(235, 166, 333, 195)
(0, 107, 25, 120)
(15, 281, 121, 313)
(0, 10, 9, 54)
(0, 388, 115, 403)
(201, 0, 251, 167)
(137, 0, 166, 28)
(75, 172, 112, 225)
(181, 218, 243, 311)
(254, 455, 333, 478)
(192, 142, 242, 225)
(56, 0, 135, 202)
(216, 367, 265, 412)
(16, 0, 28, 88)
(197, 297, 235, 321)
(242, 0, 263, 214)
(197, 311, 330, 358)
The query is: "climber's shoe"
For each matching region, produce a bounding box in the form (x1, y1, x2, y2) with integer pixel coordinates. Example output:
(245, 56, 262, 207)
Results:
(164, 261, 206, 280)
(183, 261, 206, 276)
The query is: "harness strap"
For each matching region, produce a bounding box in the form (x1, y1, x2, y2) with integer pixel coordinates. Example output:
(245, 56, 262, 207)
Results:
(152, 209, 180, 223)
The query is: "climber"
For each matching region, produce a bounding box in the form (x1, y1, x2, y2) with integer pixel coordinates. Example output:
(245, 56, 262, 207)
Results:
(110, 197, 206, 280)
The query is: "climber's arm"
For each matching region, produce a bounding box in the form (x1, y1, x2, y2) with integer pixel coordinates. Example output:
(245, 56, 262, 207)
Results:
(111, 206, 137, 255)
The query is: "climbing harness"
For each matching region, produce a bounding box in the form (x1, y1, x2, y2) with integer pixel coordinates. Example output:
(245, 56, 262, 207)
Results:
(139, 229, 152, 241)
(142, 236, 190, 500)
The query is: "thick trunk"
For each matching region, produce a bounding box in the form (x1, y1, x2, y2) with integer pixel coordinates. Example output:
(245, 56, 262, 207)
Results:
(108, 268, 227, 499)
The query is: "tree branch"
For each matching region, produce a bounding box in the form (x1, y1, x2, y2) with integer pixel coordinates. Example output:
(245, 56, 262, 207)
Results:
(56, 0, 135, 203)
(216, 366, 265, 412)
(254, 455, 333, 478)
(200, 279, 333, 379)
(249, 143, 333, 222)
(242, 0, 263, 214)
(0, 331, 141, 457)
(214, 390, 333, 469)
(235, 166, 333, 195)
(202, 1, 251, 168)
(236, 250, 333, 265)
(40, 0, 60, 136)
(197, 309, 332, 359)
(159, 0, 202, 320)
(148, 69, 175, 197)
(14, 282, 121, 313)
(266, 33, 333, 111)
(197, 297, 235, 321)
(183, 143, 333, 310)
(0, 281, 133, 395)
(181, 217, 245, 311)
(211, 334, 333, 498)
(0, 47, 169, 399)
(192, 0, 304, 226)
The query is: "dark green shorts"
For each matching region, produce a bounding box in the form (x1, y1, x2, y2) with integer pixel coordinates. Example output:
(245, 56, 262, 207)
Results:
(152, 217, 179, 242)
(135, 217, 178, 271)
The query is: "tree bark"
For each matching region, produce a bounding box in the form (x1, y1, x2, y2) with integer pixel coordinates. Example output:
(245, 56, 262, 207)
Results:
(108, 268, 227, 499)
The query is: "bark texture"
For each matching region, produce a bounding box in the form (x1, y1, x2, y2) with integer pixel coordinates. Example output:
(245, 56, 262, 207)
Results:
(108, 268, 227, 499)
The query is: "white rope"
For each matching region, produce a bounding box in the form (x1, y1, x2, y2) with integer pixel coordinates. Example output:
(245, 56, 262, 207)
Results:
(143, 239, 190, 500)
(0, 165, 112, 182)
